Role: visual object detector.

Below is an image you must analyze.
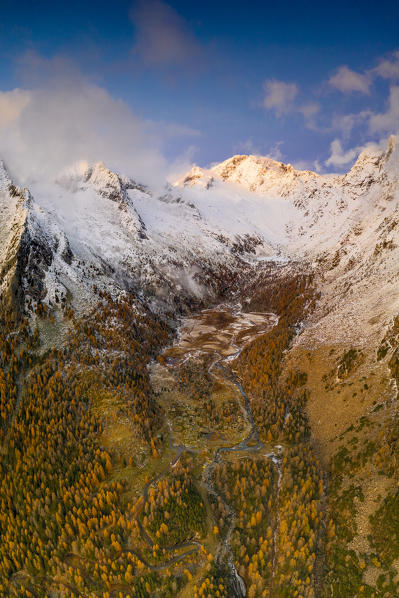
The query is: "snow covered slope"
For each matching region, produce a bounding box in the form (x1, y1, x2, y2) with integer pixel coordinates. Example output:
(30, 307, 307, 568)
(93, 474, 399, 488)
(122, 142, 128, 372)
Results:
(0, 136, 398, 344)
(178, 136, 398, 259)
(0, 159, 289, 316)
(178, 136, 399, 344)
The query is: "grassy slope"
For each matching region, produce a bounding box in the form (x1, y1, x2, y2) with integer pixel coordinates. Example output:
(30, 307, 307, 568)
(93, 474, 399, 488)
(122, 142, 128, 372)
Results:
(285, 333, 399, 594)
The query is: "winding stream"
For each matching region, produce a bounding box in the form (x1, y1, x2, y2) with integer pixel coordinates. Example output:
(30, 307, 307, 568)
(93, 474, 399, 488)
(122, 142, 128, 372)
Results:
(150, 304, 283, 597)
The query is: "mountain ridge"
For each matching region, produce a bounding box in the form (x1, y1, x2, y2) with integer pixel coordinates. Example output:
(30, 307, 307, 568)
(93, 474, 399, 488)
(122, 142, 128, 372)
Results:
(0, 135, 398, 343)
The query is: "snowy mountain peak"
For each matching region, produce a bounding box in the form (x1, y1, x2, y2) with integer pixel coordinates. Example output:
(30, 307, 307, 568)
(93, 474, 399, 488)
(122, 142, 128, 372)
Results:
(56, 161, 147, 200)
(179, 138, 399, 203)
(347, 135, 398, 176)
(340, 135, 398, 197)
(82, 162, 147, 203)
(176, 152, 322, 198)
(212, 153, 297, 178)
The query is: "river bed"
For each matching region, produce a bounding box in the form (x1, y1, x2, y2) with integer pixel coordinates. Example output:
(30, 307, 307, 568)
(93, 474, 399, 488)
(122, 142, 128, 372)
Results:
(164, 303, 278, 361)
(149, 303, 282, 597)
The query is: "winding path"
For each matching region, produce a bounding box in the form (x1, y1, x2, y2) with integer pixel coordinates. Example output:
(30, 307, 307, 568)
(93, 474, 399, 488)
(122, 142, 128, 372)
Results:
(158, 305, 282, 597)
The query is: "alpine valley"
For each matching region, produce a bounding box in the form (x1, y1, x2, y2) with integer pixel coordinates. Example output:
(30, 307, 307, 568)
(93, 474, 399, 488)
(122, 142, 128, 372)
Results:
(1, 136, 399, 598)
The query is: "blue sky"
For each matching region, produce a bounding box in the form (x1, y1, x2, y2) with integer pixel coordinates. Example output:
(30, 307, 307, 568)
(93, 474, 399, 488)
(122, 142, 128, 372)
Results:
(0, 0, 399, 179)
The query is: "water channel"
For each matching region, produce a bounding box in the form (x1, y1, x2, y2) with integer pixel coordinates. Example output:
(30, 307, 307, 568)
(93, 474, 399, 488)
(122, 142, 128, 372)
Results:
(150, 304, 283, 597)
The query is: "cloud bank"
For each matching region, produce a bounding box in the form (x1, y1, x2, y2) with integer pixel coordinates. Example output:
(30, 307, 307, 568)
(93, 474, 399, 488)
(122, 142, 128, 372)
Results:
(0, 54, 198, 188)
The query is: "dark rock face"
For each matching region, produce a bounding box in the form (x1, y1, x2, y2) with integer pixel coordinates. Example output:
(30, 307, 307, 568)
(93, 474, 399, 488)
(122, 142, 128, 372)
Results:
(61, 238, 73, 265)
(16, 229, 53, 302)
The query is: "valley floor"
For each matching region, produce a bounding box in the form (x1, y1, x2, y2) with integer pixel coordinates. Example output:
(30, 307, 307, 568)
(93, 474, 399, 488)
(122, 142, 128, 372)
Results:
(0, 266, 398, 598)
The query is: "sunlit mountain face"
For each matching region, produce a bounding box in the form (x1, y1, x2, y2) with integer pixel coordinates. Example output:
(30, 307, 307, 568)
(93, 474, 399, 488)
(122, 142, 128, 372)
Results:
(1, 2, 399, 597)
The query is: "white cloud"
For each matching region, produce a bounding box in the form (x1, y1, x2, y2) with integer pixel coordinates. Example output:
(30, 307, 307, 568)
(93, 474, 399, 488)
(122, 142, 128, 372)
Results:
(259, 52, 399, 172)
(325, 139, 361, 168)
(325, 138, 382, 169)
(0, 89, 30, 127)
(298, 102, 321, 130)
(263, 79, 298, 117)
(233, 139, 284, 161)
(0, 54, 199, 188)
(373, 50, 399, 81)
(147, 120, 200, 139)
(292, 158, 321, 173)
(166, 144, 199, 182)
(262, 80, 320, 130)
(130, 0, 203, 68)
(324, 80, 399, 171)
(368, 85, 399, 134)
(329, 65, 371, 94)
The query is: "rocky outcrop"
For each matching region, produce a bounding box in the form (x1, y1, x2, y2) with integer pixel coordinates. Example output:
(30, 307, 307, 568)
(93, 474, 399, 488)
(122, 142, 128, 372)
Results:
(16, 228, 53, 302)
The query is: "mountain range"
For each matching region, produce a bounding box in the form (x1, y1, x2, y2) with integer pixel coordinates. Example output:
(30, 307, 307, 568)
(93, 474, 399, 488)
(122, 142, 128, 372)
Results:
(1, 135, 399, 597)
(1, 136, 398, 341)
